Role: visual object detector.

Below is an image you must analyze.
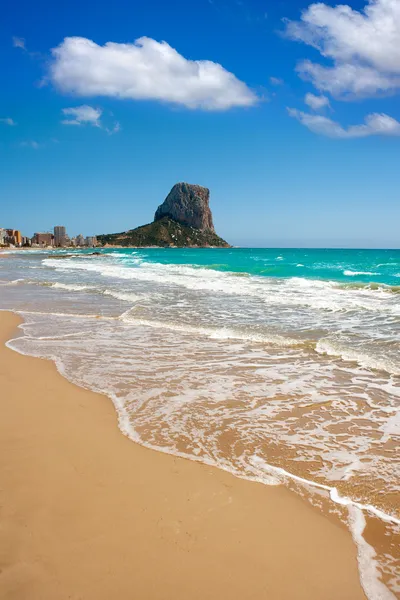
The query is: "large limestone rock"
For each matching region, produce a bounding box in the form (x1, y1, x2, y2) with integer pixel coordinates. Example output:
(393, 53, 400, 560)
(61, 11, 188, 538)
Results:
(97, 182, 230, 247)
(154, 183, 215, 232)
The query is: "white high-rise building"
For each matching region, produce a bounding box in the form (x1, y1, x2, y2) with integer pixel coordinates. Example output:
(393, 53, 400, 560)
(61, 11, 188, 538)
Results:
(76, 234, 85, 247)
(85, 236, 97, 247)
(54, 226, 67, 247)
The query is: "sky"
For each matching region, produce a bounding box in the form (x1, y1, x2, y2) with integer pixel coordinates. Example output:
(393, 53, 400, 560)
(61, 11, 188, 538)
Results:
(1, 0, 400, 248)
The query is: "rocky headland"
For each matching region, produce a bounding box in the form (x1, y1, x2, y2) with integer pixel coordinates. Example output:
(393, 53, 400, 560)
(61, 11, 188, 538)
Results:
(97, 183, 230, 248)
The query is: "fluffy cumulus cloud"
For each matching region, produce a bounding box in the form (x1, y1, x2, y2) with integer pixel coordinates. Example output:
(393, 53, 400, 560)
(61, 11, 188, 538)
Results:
(296, 61, 400, 99)
(287, 108, 400, 138)
(304, 93, 329, 111)
(48, 36, 257, 111)
(286, 0, 400, 99)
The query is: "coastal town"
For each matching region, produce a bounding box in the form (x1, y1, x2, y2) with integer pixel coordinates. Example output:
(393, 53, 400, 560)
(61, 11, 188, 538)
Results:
(0, 226, 97, 248)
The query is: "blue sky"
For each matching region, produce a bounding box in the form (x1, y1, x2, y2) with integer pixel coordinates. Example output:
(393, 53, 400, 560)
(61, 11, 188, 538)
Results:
(1, 0, 400, 247)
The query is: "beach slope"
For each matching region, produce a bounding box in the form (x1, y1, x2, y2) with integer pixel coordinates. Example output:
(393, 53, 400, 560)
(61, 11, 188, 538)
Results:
(0, 311, 365, 600)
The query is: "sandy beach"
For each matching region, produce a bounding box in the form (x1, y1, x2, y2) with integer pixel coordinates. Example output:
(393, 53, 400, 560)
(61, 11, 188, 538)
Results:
(0, 311, 366, 600)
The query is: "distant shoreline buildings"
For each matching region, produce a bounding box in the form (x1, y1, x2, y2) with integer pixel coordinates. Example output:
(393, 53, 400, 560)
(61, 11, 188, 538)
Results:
(54, 226, 67, 247)
(0, 225, 97, 249)
(0, 229, 25, 247)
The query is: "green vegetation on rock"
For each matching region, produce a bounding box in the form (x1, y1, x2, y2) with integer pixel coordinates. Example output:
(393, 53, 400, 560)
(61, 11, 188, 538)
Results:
(97, 217, 230, 248)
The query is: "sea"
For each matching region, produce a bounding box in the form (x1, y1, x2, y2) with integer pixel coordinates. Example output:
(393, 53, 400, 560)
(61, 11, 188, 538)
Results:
(0, 247, 399, 598)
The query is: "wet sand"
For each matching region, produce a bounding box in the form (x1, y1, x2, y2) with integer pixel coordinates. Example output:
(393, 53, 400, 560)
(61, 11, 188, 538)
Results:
(0, 311, 365, 600)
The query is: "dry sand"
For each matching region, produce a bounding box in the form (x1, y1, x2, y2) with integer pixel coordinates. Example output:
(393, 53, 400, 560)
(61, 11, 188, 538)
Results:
(0, 311, 366, 600)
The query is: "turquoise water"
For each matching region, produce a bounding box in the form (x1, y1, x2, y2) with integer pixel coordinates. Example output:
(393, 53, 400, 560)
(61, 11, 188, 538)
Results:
(83, 247, 400, 287)
(0, 247, 399, 598)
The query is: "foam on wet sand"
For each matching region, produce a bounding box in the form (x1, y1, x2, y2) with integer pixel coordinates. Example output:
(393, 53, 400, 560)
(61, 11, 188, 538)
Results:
(0, 311, 366, 600)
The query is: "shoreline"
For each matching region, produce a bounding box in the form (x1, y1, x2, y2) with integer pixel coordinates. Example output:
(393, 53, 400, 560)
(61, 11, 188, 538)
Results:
(1, 245, 235, 250)
(0, 310, 366, 599)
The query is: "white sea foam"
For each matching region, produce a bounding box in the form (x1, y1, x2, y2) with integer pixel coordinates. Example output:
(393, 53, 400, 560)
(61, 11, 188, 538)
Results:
(51, 282, 94, 292)
(121, 314, 303, 347)
(42, 258, 399, 317)
(0, 278, 26, 285)
(27, 281, 143, 303)
(15, 310, 118, 320)
(330, 489, 400, 527)
(104, 289, 142, 302)
(348, 506, 397, 600)
(251, 456, 400, 527)
(344, 270, 380, 277)
(380, 412, 400, 442)
(316, 337, 400, 376)
(108, 252, 140, 258)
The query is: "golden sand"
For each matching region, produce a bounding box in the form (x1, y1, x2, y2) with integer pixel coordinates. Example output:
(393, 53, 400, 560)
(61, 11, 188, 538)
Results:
(0, 311, 365, 599)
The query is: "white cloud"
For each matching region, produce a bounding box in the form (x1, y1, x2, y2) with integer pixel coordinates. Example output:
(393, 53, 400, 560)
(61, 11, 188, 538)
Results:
(0, 117, 16, 126)
(270, 76, 284, 86)
(304, 93, 330, 111)
(12, 36, 26, 50)
(297, 60, 400, 99)
(49, 36, 257, 110)
(286, 0, 400, 99)
(61, 105, 120, 134)
(61, 105, 102, 127)
(287, 108, 400, 138)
